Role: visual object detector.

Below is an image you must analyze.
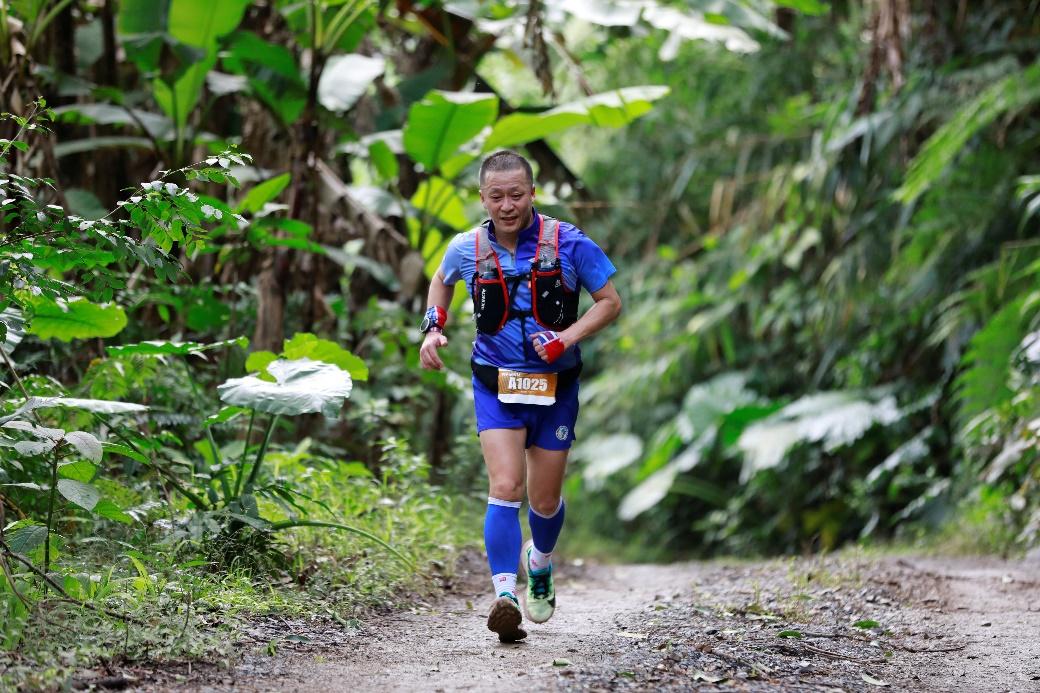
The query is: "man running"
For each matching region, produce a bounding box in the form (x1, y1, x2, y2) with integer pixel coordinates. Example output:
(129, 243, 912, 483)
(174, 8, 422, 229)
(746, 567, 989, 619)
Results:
(419, 150, 621, 642)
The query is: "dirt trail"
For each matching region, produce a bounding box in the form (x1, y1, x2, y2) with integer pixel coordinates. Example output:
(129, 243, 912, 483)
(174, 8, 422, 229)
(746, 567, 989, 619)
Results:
(141, 553, 1040, 692)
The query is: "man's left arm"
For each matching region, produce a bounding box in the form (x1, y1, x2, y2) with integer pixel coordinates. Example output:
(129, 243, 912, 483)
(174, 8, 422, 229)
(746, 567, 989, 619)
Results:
(532, 280, 621, 362)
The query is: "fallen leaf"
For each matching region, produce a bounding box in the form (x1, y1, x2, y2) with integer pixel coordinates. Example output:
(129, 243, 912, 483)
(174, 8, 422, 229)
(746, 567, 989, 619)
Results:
(553, 658, 571, 667)
(616, 632, 648, 639)
(861, 673, 890, 687)
(854, 619, 880, 629)
(778, 630, 803, 639)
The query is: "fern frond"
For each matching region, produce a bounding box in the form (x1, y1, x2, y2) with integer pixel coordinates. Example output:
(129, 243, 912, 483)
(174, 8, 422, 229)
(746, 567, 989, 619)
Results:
(954, 297, 1029, 425)
(895, 60, 1040, 204)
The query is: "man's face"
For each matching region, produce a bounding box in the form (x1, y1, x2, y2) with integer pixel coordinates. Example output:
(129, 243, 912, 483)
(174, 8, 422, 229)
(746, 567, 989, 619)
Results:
(480, 168, 535, 235)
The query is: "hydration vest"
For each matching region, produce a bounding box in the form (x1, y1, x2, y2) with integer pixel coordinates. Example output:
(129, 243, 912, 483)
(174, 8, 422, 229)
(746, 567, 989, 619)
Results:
(471, 214, 579, 336)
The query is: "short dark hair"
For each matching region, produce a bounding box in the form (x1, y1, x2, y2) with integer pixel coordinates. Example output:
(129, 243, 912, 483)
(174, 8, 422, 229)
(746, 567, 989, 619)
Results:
(479, 150, 533, 188)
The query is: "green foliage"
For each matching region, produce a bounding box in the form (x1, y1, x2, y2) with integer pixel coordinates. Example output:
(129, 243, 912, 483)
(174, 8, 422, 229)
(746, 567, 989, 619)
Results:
(403, 91, 499, 171)
(119, 0, 251, 131)
(557, 2, 1040, 557)
(896, 60, 1040, 204)
(24, 295, 127, 342)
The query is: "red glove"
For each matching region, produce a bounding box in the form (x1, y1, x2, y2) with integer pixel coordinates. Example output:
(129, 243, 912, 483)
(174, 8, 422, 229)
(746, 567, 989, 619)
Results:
(532, 331, 567, 364)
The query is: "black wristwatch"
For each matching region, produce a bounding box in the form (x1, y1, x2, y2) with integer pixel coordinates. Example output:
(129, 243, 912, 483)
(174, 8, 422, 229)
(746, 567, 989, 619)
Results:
(420, 318, 442, 334)
(420, 306, 446, 334)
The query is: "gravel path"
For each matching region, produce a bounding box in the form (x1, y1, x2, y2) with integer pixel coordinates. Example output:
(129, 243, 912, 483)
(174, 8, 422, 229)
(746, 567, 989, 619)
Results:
(123, 552, 1040, 691)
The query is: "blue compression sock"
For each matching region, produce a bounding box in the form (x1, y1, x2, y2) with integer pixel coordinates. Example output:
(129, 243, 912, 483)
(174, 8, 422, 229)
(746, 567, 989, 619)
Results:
(528, 498, 566, 571)
(484, 498, 522, 596)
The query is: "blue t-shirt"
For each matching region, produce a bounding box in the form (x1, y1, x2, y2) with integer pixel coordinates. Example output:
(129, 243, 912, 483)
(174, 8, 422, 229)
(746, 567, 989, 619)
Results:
(440, 210, 616, 372)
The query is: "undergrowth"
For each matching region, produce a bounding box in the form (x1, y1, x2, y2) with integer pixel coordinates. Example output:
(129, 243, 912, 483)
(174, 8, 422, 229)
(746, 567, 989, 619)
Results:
(0, 453, 482, 690)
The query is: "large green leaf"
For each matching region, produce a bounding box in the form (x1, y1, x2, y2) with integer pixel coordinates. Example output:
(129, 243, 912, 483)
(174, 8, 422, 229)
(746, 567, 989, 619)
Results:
(737, 391, 903, 482)
(223, 31, 306, 124)
(411, 177, 469, 230)
(217, 358, 353, 418)
(58, 460, 98, 483)
(52, 103, 173, 138)
(1, 397, 148, 422)
(57, 478, 101, 511)
(483, 86, 670, 150)
(237, 173, 291, 214)
(64, 431, 102, 463)
(317, 54, 385, 112)
(282, 333, 368, 381)
(94, 499, 135, 524)
(54, 136, 154, 158)
(573, 434, 643, 488)
(4, 522, 48, 554)
(618, 464, 680, 521)
(774, 0, 830, 15)
(26, 296, 127, 342)
(106, 337, 248, 358)
(643, 5, 762, 59)
(403, 91, 498, 171)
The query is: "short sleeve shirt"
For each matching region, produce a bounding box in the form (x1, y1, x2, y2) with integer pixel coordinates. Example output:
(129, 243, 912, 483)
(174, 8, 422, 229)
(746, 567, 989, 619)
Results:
(439, 210, 616, 372)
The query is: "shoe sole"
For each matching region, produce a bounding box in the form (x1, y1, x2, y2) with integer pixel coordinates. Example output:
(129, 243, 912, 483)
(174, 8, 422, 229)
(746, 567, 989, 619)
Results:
(487, 597, 527, 643)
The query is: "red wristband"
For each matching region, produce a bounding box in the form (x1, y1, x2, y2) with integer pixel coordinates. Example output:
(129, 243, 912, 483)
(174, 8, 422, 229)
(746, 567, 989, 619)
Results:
(421, 305, 448, 334)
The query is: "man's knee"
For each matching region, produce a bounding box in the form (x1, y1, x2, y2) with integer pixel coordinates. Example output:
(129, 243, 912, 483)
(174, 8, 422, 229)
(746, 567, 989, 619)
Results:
(489, 478, 524, 502)
(529, 494, 561, 517)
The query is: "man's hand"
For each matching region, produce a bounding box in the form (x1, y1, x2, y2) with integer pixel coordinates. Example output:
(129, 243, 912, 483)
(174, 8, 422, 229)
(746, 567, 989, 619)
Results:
(420, 331, 449, 370)
(532, 331, 568, 364)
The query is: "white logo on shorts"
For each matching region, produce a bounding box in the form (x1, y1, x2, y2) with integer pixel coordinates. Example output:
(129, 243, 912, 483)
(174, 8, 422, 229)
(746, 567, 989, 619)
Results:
(555, 426, 569, 441)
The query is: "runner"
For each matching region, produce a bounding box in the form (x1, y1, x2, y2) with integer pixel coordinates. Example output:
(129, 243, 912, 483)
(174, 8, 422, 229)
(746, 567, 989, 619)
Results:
(419, 150, 621, 642)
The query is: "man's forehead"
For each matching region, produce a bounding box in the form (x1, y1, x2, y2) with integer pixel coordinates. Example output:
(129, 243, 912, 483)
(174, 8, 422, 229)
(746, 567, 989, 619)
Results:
(481, 169, 532, 189)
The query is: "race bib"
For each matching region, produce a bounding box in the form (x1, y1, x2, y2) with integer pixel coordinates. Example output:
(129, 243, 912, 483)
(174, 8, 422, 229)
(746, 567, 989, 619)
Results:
(497, 369, 557, 405)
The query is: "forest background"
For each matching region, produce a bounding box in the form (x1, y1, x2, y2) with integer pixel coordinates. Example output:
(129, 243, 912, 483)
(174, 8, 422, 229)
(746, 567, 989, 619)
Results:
(0, 0, 1038, 687)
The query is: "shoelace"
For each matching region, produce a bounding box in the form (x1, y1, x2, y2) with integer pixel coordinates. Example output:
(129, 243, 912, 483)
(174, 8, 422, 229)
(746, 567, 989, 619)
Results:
(529, 571, 551, 598)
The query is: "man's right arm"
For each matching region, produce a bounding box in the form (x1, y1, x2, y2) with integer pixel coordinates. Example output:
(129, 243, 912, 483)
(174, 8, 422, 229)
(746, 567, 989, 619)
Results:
(419, 269, 455, 370)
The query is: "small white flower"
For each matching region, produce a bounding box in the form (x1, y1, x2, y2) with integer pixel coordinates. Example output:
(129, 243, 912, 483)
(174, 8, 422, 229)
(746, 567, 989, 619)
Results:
(165, 182, 179, 195)
(36, 211, 46, 222)
(186, 192, 199, 202)
(201, 204, 217, 219)
(129, 196, 142, 204)
(141, 181, 161, 191)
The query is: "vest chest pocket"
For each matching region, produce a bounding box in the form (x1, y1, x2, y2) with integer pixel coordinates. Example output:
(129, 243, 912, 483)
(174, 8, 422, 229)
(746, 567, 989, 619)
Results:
(496, 369, 558, 405)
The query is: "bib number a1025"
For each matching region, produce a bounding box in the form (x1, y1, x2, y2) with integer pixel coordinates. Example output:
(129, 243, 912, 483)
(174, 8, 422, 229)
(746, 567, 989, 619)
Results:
(497, 369, 557, 405)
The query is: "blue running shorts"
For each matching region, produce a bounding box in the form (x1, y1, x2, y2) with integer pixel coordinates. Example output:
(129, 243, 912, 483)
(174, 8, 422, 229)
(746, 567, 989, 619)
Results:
(472, 375, 579, 450)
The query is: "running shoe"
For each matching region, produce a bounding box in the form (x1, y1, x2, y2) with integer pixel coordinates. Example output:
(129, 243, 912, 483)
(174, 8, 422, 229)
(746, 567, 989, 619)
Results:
(486, 593, 527, 642)
(522, 540, 556, 623)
